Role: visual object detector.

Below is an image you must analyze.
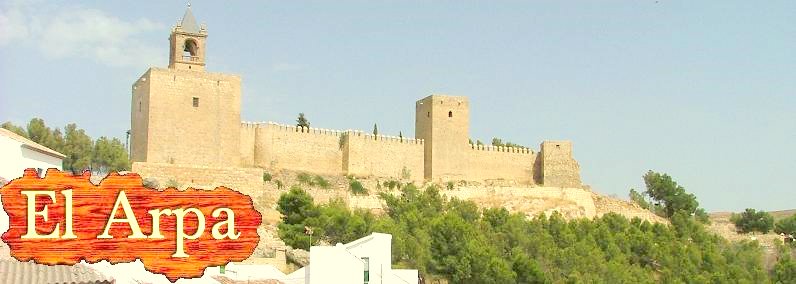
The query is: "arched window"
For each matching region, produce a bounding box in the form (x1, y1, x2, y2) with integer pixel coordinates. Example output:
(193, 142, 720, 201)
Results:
(183, 39, 198, 60)
(448, 111, 453, 118)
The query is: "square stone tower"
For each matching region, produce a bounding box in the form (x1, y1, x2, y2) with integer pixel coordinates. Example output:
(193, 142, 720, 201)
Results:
(540, 141, 581, 187)
(130, 6, 241, 167)
(415, 95, 470, 181)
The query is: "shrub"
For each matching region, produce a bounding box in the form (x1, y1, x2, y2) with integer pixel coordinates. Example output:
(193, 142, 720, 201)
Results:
(775, 214, 796, 235)
(401, 166, 411, 180)
(263, 172, 272, 182)
(275, 180, 284, 190)
(731, 208, 775, 233)
(165, 179, 181, 189)
(349, 179, 367, 195)
(384, 180, 400, 190)
(143, 178, 159, 189)
(313, 175, 331, 189)
(297, 172, 313, 185)
(446, 181, 455, 191)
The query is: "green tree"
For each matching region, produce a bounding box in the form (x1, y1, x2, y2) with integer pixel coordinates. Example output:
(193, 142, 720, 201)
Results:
(775, 214, 796, 235)
(642, 171, 700, 219)
(1, 121, 28, 138)
(296, 113, 310, 129)
(731, 208, 775, 233)
(773, 245, 796, 283)
(629, 188, 651, 210)
(62, 123, 93, 173)
(373, 123, 378, 136)
(92, 136, 130, 172)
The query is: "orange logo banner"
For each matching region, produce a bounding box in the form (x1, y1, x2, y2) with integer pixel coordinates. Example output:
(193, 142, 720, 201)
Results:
(0, 169, 262, 282)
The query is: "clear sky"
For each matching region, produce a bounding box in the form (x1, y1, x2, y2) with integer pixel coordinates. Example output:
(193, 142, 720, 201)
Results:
(1, 1, 793, 212)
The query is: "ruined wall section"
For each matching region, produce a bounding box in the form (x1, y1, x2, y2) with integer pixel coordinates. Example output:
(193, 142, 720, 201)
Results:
(132, 162, 263, 197)
(465, 144, 537, 184)
(540, 141, 581, 187)
(254, 123, 344, 175)
(343, 132, 424, 182)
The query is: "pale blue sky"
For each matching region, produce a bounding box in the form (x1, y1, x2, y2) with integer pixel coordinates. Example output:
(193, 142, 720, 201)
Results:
(1, 1, 794, 212)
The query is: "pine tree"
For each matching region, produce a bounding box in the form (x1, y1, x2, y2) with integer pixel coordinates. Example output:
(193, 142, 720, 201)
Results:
(296, 113, 310, 130)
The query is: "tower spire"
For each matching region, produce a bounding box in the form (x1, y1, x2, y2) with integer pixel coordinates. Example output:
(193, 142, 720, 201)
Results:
(180, 4, 201, 34)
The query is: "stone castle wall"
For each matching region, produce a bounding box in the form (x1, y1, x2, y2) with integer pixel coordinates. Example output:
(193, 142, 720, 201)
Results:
(465, 145, 537, 184)
(343, 132, 425, 182)
(131, 162, 263, 197)
(248, 122, 344, 175)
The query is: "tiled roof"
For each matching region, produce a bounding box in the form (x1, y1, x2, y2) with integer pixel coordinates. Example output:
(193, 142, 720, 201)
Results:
(0, 128, 66, 159)
(0, 259, 113, 284)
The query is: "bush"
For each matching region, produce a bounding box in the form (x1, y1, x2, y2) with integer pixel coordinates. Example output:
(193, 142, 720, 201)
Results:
(165, 179, 181, 189)
(297, 172, 313, 185)
(263, 172, 272, 182)
(143, 178, 159, 189)
(296, 172, 331, 189)
(384, 180, 400, 190)
(314, 175, 331, 189)
(349, 179, 367, 195)
(446, 181, 455, 191)
(731, 208, 775, 233)
(775, 214, 796, 235)
(275, 180, 284, 190)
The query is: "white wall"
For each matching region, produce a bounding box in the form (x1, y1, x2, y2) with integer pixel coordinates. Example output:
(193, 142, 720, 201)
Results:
(0, 135, 62, 181)
(0, 135, 63, 237)
(345, 234, 393, 284)
(306, 233, 418, 284)
(307, 245, 362, 284)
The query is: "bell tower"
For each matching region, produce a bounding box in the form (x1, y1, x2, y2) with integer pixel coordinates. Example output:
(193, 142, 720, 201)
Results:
(131, 5, 241, 168)
(168, 4, 207, 71)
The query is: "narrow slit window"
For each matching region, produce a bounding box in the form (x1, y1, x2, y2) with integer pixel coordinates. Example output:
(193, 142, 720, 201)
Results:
(192, 97, 199, 107)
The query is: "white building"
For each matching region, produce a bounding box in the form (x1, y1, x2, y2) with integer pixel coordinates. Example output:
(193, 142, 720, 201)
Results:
(0, 128, 66, 236)
(302, 232, 418, 284)
(0, 128, 65, 182)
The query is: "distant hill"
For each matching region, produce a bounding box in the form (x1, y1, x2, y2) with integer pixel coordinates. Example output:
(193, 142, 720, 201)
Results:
(710, 209, 795, 221)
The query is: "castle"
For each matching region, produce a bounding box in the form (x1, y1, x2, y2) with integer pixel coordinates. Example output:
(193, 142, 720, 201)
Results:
(129, 7, 582, 191)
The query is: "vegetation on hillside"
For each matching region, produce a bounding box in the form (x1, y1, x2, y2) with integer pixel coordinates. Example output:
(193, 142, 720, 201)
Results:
(731, 208, 776, 234)
(775, 214, 796, 235)
(629, 171, 710, 223)
(2, 119, 129, 174)
(276, 171, 795, 283)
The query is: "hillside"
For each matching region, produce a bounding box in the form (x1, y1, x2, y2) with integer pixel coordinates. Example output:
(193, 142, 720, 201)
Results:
(707, 210, 796, 269)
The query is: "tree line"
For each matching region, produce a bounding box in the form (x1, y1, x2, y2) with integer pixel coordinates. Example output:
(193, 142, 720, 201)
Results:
(277, 171, 795, 283)
(1, 118, 130, 174)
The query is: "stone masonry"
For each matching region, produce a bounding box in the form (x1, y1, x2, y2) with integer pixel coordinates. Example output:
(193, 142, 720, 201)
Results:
(130, 8, 583, 193)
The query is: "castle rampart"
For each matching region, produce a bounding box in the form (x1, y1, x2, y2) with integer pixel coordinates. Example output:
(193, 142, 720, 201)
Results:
(131, 9, 583, 192)
(343, 131, 425, 181)
(465, 144, 538, 184)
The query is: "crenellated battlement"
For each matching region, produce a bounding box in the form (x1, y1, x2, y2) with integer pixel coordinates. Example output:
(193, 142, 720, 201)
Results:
(242, 121, 347, 137)
(468, 144, 533, 154)
(347, 131, 424, 145)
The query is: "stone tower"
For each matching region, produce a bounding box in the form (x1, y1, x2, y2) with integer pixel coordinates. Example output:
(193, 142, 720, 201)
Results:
(539, 141, 581, 187)
(415, 95, 470, 181)
(168, 5, 207, 71)
(130, 6, 241, 167)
